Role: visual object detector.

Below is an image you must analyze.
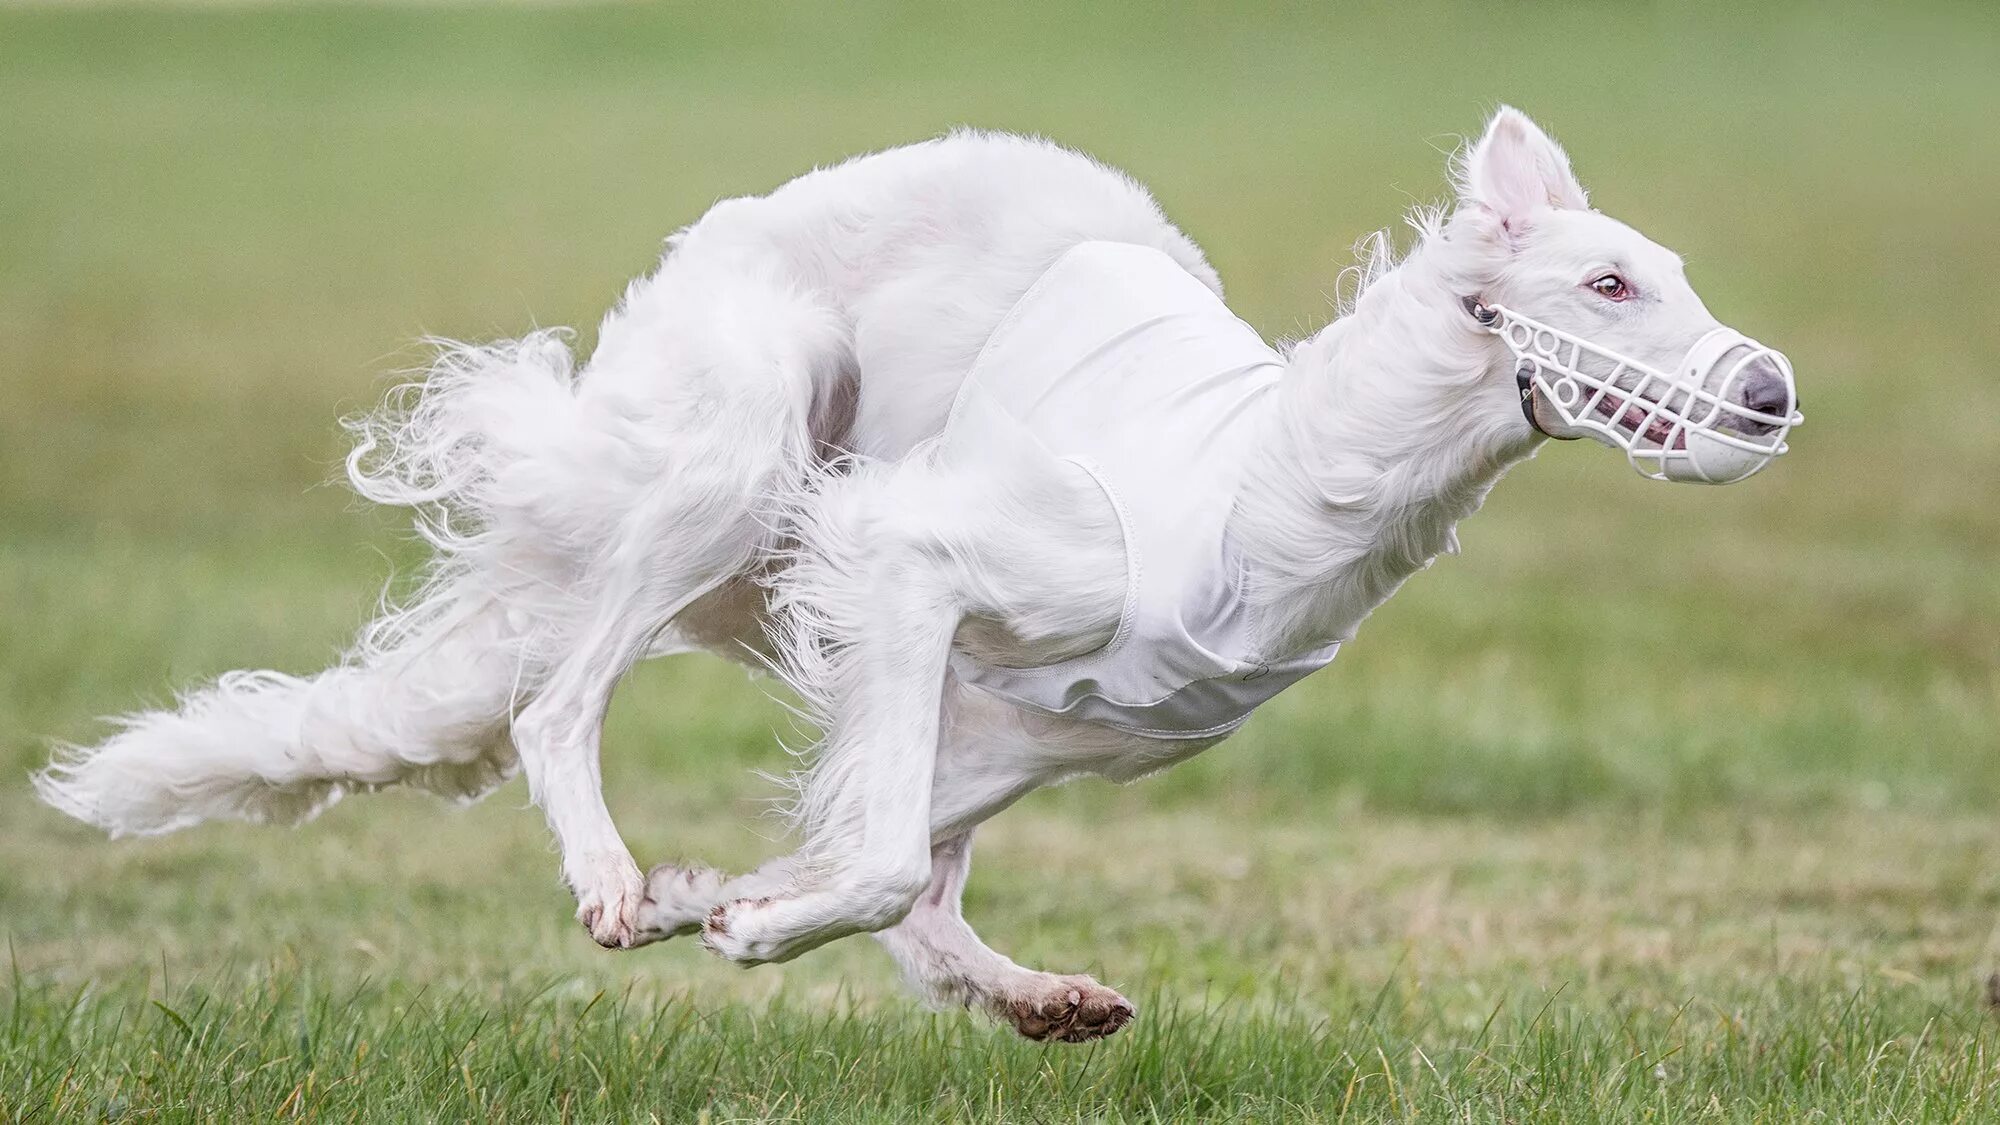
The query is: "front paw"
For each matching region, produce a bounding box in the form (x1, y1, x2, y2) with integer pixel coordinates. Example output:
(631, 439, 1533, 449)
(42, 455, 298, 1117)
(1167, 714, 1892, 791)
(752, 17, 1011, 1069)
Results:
(996, 974, 1136, 1043)
(698, 896, 787, 965)
(699, 894, 862, 966)
(570, 853, 645, 949)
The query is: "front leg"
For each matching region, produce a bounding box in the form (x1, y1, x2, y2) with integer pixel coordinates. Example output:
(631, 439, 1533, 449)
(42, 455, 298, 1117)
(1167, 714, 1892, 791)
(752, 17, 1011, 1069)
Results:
(698, 447, 1124, 966)
(877, 832, 1135, 1043)
(700, 499, 961, 964)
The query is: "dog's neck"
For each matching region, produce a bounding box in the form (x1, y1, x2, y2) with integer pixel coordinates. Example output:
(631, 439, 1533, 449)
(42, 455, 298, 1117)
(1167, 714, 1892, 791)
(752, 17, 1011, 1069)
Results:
(1232, 245, 1541, 655)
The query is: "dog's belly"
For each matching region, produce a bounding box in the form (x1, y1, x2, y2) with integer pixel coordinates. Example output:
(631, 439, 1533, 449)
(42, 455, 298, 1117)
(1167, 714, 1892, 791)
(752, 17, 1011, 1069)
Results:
(1020, 711, 1225, 785)
(923, 681, 1228, 840)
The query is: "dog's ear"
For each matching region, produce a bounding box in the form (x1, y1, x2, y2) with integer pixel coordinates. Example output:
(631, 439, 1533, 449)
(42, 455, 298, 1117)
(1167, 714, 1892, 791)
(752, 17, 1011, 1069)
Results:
(1456, 106, 1589, 223)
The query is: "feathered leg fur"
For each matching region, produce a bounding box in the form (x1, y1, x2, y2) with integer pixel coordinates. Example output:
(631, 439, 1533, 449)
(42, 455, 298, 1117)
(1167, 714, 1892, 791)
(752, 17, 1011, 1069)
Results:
(683, 432, 1126, 964)
(507, 265, 845, 948)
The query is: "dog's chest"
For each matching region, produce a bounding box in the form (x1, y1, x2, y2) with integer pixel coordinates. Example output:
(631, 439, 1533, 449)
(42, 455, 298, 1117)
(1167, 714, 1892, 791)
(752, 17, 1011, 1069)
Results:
(942, 240, 1343, 741)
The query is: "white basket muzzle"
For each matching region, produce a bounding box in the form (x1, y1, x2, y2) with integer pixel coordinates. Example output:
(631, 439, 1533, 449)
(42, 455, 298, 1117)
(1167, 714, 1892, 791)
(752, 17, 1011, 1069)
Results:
(1487, 305, 1802, 484)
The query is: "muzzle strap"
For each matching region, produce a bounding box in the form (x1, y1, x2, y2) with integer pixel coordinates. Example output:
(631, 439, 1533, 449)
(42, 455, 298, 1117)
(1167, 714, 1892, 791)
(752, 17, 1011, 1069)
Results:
(1514, 360, 1561, 439)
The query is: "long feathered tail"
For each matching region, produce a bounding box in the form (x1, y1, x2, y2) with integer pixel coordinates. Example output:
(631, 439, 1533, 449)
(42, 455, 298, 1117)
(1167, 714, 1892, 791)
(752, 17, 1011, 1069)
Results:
(35, 331, 599, 836)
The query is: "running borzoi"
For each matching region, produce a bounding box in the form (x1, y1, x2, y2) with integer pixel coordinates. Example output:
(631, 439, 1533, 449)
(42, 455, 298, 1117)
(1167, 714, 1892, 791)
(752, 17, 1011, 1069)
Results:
(38, 108, 1799, 1043)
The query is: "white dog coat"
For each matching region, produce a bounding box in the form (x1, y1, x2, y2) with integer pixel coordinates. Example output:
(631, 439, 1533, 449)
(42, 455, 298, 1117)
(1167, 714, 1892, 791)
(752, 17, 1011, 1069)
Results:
(943, 241, 1342, 739)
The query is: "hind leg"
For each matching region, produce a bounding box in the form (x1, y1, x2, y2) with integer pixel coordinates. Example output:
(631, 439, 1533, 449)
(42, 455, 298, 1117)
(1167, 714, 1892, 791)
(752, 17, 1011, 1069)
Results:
(513, 267, 846, 949)
(633, 855, 795, 944)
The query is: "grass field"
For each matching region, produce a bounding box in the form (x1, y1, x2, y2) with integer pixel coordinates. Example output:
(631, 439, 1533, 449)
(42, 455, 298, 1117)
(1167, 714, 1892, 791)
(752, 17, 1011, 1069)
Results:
(3, 2, 1998, 1120)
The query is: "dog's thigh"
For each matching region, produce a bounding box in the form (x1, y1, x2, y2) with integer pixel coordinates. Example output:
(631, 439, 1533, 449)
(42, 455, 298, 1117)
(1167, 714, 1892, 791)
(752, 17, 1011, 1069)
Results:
(515, 259, 852, 949)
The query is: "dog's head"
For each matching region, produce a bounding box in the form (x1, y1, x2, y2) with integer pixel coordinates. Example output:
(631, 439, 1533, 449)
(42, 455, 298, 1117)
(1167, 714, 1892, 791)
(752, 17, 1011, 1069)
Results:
(1446, 108, 1800, 483)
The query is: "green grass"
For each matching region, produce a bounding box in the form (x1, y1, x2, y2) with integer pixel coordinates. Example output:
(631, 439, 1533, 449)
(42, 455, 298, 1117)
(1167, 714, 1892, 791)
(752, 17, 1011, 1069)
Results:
(2, 1, 1997, 1120)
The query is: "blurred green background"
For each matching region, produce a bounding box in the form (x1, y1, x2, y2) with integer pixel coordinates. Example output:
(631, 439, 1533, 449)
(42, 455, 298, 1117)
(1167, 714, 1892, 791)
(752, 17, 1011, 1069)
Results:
(1, 2, 1997, 1120)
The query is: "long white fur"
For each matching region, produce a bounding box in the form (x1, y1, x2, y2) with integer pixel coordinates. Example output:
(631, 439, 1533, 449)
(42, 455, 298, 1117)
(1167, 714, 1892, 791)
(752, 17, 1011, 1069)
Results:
(35, 110, 1772, 1036)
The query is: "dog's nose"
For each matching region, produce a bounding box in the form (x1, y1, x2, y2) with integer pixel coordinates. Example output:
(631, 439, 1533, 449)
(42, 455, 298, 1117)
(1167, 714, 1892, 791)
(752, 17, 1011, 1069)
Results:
(1736, 360, 1793, 418)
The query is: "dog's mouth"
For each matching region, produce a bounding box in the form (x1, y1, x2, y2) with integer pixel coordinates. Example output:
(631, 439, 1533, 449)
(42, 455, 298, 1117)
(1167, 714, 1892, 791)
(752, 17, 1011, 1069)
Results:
(1590, 387, 1688, 450)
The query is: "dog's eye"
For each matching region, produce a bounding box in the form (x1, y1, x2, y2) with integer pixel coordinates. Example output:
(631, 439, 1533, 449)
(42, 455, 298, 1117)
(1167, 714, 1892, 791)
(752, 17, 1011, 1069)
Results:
(1589, 273, 1629, 301)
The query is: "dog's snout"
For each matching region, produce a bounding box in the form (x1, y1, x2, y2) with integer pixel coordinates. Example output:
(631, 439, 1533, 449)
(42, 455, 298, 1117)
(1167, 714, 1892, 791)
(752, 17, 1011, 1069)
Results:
(1737, 361, 1793, 418)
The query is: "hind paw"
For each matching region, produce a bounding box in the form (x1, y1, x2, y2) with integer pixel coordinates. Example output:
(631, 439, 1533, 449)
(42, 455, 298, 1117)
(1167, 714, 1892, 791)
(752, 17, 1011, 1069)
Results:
(633, 863, 726, 945)
(570, 853, 645, 950)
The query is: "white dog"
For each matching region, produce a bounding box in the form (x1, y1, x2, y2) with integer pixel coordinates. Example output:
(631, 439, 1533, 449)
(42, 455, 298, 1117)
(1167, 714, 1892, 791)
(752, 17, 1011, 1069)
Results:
(38, 108, 1797, 1043)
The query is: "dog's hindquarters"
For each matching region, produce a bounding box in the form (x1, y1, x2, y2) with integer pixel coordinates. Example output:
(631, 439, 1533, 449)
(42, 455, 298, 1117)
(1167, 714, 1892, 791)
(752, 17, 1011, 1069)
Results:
(505, 261, 849, 945)
(36, 261, 847, 875)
